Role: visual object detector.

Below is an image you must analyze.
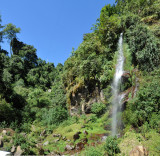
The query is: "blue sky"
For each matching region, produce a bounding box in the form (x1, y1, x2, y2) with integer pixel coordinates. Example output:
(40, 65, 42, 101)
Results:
(0, 0, 115, 66)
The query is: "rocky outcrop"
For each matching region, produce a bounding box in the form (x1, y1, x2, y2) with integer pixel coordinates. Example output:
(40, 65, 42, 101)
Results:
(121, 71, 132, 91)
(129, 146, 148, 156)
(75, 142, 84, 150)
(43, 141, 49, 146)
(65, 144, 75, 151)
(83, 130, 88, 136)
(11, 145, 16, 153)
(14, 146, 23, 156)
(0, 128, 15, 136)
(70, 86, 105, 115)
(52, 134, 61, 138)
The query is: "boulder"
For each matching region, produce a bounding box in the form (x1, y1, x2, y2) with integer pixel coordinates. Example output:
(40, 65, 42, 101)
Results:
(47, 151, 60, 156)
(47, 151, 61, 156)
(62, 136, 67, 141)
(11, 145, 16, 153)
(2, 130, 7, 136)
(65, 144, 75, 151)
(36, 143, 43, 148)
(129, 146, 148, 156)
(70, 106, 79, 116)
(43, 141, 49, 146)
(48, 89, 52, 92)
(101, 136, 107, 142)
(75, 142, 84, 150)
(14, 146, 23, 156)
(73, 131, 81, 142)
(81, 138, 88, 143)
(54, 139, 60, 143)
(83, 130, 88, 135)
(53, 134, 61, 138)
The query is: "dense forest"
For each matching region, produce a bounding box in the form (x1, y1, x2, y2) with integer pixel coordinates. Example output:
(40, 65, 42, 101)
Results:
(0, 0, 160, 155)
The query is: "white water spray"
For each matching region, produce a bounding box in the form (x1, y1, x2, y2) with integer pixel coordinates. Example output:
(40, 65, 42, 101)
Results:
(0, 151, 11, 156)
(111, 33, 124, 136)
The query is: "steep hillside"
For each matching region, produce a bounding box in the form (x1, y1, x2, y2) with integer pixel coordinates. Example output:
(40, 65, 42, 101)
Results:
(0, 0, 160, 155)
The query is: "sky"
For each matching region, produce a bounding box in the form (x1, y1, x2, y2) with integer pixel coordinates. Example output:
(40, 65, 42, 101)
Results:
(0, 0, 115, 66)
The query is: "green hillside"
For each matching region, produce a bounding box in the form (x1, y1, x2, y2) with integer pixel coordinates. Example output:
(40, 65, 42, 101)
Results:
(0, 0, 160, 155)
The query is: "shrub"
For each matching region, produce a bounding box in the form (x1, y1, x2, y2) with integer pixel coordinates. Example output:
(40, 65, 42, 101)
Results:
(125, 24, 160, 71)
(0, 96, 15, 123)
(88, 114, 98, 123)
(41, 106, 68, 126)
(84, 146, 103, 156)
(13, 133, 31, 155)
(104, 136, 120, 156)
(91, 102, 106, 117)
(123, 69, 160, 127)
(150, 113, 160, 130)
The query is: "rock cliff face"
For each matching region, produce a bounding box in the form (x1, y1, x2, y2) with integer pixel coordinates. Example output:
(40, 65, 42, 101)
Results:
(70, 86, 105, 115)
(120, 69, 139, 109)
(69, 68, 139, 116)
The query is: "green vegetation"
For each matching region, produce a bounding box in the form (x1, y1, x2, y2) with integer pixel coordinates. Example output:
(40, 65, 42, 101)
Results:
(104, 136, 120, 156)
(0, 0, 160, 155)
(91, 102, 106, 117)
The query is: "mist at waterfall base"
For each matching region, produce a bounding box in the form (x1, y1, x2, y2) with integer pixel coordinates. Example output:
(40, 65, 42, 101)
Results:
(111, 33, 125, 136)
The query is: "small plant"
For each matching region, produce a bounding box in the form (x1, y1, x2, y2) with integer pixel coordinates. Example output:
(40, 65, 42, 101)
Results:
(81, 114, 87, 120)
(6, 131, 11, 136)
(0, 121, 8, 128)
(66, 128, 73, 133)
(104, 136, 120, 156)
(87, 114, 98, 123)
(3, 135, 9, 142)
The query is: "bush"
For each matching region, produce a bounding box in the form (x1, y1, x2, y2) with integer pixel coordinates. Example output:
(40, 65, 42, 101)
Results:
(150, 113, 160, 130)
(88, 114, 98, 123)
(84, 146, 103, 156)
(13, 133, 31, 155)
(91, 102, 106, 117)
(123, 69, 160, 127)
(104, 136, 120, 156)
(41, 106, 68, 126)
(0, 96, 15, 123)
(125, 24, 160, 71)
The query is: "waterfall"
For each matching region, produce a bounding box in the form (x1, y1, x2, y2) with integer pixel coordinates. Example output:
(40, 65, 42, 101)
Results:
(111, 33, 124, 136)
(0, 151, 11, 156)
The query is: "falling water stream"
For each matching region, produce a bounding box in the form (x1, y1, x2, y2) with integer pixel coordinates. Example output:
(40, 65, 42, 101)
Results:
(0, 151, 11, 156)
(111, 33, 125, 136)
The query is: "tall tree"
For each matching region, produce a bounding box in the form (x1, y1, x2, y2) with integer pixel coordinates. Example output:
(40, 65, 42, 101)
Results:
(0, 15, 4, 47)
(11, 38, 25, 55)
(19, 44, 38, 72)
(3, 23, 20, 56)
